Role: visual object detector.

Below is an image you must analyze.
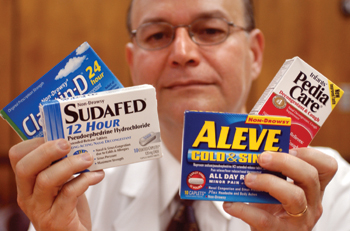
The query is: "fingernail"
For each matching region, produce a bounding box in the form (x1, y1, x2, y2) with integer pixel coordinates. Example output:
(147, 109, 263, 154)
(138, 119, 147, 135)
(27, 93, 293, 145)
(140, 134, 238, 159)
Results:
(245, 173, 257, 185)
(289, 149, 297, 156)
(93, 170, 105, 178)
(223, 202, 233, 209)
(81, 152, 92, 161)
(260, 152, 272, 164)
(57, 139, 70, 150)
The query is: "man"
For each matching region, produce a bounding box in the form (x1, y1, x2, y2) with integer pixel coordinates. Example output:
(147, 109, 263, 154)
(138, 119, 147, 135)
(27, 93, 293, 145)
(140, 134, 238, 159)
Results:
(9, 0, 350, 230)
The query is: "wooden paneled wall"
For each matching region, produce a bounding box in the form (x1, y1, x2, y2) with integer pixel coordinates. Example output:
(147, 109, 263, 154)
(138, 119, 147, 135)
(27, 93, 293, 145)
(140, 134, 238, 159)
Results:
(0, 0, 349, 212)
(0, 0, 13, 158)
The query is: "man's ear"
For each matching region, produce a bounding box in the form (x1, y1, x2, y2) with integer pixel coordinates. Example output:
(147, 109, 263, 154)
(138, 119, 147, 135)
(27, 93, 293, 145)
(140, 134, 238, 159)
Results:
(248, 28, 265, 81)
(125, 42, 135, 82)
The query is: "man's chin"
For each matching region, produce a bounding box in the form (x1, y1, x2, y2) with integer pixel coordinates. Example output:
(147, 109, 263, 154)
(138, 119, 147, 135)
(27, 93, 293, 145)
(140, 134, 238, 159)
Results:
(159, 98, 223, 123)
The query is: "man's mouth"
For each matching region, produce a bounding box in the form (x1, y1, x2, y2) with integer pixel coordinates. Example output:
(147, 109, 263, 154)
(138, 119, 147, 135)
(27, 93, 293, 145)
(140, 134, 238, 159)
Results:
(165, 80, 213, 90)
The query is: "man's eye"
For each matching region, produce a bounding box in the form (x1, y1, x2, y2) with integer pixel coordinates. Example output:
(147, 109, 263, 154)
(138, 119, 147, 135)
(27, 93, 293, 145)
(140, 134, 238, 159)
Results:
(149, 32, 165, 41)
(200, 28, 225, 35)
(143, 31, 172, 44)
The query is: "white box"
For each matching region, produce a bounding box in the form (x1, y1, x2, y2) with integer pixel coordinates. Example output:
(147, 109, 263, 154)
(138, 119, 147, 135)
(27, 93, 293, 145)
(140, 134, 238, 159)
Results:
(250, 57, 343, 148)
(40, 84, 162, 171)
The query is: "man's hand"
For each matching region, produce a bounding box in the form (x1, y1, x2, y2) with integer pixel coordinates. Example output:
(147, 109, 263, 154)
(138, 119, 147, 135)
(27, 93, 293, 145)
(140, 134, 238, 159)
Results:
(9, 138, 105, 231)
(223, 148, 338, 231)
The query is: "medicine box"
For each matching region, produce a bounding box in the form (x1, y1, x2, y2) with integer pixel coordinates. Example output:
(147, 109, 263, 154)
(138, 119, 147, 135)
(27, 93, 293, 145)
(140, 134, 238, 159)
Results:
(40, 84, 162, 171)
(250, 57, 343, 149)
(180, 111, 290, 203)
(1, 42, 123, 140)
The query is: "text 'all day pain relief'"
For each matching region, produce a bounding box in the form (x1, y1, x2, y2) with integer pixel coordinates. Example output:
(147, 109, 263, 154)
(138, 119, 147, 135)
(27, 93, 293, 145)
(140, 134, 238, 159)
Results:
(40, 84, 162, 171)
(250, 57, 343, 149)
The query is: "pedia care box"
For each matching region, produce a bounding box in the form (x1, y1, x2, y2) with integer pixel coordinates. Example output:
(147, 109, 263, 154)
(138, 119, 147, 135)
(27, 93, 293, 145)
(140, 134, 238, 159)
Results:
(40, 84, 162, 171)
(180, 111, 290, 203)
(1, 42, 123, 140)
(250, 57, 343, 149)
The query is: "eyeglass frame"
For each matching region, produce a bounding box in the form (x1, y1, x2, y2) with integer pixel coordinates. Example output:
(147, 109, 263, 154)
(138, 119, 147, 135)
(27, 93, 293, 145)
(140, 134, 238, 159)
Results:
(130, 17, 251, 50)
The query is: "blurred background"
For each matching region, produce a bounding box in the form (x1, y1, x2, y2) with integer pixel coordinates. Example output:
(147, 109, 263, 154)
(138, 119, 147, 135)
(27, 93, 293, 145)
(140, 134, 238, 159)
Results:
(0, 0, 349, 230)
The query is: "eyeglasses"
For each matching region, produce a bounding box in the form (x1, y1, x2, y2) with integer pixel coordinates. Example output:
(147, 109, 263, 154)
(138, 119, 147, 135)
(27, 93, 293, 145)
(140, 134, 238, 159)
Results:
(131, 17, 249, 50)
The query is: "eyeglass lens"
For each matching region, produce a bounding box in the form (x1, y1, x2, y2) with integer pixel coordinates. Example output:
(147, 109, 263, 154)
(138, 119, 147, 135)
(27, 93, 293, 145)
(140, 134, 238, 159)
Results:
(135, 18, 230, 50)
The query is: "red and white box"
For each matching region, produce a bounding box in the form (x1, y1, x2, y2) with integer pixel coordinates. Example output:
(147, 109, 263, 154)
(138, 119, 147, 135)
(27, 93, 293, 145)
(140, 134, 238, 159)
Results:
(250, 57, 343, 149)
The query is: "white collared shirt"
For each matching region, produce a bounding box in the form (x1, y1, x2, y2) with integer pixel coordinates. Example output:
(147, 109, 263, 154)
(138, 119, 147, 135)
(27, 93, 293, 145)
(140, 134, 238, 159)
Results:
(157, 144, 250, 230)
(28, 144, 350, 231)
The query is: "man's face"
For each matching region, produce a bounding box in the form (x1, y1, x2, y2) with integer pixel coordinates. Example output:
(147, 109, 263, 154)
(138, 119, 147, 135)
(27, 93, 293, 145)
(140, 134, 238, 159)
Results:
(127, 0, 263, 127)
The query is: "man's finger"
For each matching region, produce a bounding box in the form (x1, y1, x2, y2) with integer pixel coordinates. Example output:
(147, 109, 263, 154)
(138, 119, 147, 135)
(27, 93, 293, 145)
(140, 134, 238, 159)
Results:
(223, 202, 280, 231)
(258, 152, 320, 206)
(15, 139, 71, 199)
(9, 138, 45, 171)
(245, 173, 308, 216)
(289, 148, 338, 191)
(52, 170, 105, 218)
(31, 152, 95, 212)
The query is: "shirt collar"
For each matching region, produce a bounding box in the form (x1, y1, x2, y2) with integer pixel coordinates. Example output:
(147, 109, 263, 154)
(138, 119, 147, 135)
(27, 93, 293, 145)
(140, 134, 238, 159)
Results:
(212, 201, 232, 220)
(158, 143, 181, 214)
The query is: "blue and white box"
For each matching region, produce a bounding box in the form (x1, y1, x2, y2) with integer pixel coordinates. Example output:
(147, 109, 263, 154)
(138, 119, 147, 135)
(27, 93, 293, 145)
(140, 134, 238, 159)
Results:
(40, 84, 162, 171)
(1, 42, 123, 140)
(180, 111, 291, 203)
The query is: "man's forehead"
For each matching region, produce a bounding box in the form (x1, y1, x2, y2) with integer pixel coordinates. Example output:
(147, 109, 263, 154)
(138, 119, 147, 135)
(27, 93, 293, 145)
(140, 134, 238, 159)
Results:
(130, 0, 245, 28)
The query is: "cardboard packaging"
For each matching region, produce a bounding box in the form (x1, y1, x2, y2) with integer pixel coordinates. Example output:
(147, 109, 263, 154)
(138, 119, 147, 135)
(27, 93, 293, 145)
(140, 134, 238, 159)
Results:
(40, 84, 162, 171)
(1, 42, 123, 140)
(250, 57, 343, 149)
(180, 111, 290, 203)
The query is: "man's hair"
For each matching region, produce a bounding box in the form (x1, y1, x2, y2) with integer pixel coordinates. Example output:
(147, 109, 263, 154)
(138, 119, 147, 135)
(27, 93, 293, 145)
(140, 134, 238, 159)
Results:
(242, 0, 255, 31)
(126, 0, 255, 35)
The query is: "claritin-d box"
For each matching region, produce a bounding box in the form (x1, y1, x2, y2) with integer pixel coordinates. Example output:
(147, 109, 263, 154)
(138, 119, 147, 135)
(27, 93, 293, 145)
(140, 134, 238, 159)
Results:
(1, 42, 123, 140)
(250, 57, 343, 149)
(180, 111, 291, 203)
(40, 84, 162, 171)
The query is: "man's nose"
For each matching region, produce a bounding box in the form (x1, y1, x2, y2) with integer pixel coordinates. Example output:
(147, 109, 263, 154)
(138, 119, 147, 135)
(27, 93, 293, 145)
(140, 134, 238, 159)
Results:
(168, 27, 200, 67)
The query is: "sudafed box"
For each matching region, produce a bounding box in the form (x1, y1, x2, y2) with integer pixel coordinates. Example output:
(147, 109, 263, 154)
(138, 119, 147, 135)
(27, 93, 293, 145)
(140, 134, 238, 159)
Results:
(40, 84, 162, 171)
